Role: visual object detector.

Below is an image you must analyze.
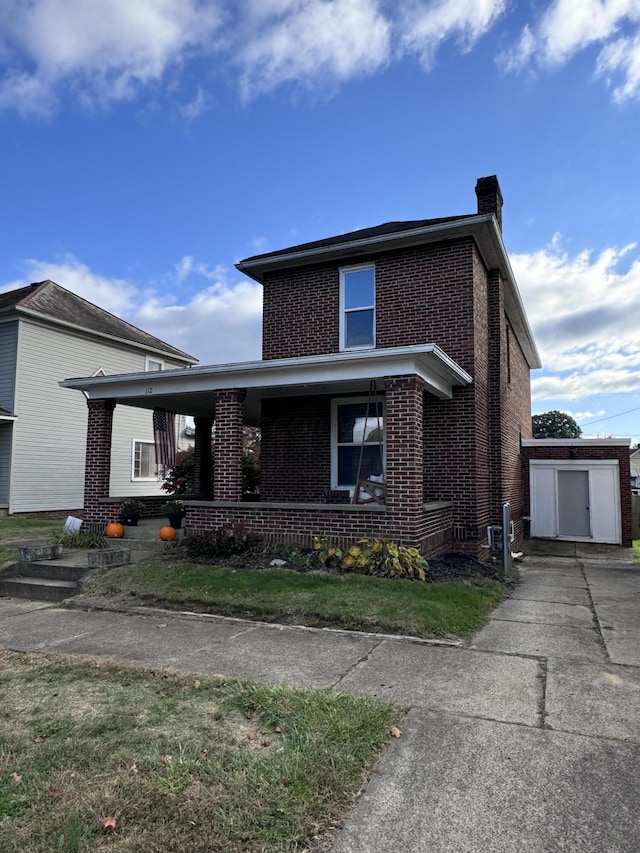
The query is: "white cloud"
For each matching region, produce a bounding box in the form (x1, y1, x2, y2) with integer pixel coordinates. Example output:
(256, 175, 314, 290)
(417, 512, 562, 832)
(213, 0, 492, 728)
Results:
(398, 0, 507, 69)
(236, 0, 391, 98)
(137, 275, 263, 365)
(1, 254, 263, 365)
(597, 30, 640, 102)
(501, 0, 640, 101)
(0, 0, 222, 115)
(0, 0, 511, 114)
(512, 238, 640, 401)
(1, 254, 139, 315)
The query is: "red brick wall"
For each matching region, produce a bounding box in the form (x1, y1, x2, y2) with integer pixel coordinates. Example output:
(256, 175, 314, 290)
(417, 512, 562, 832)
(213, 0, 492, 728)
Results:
(83, 399, 115, 527)
(262, 238, 480, 363)
(260, 395, 331, 502)
(213, 390, 245, 501)
(501, 325, 532, 545)
(183, 501, 453, 556)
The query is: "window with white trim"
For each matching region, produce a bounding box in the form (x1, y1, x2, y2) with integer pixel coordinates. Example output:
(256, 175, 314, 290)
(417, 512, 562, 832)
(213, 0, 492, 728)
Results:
(331, 397, 384, 490)
(146, 357, 164, 371)
(132, 440, 161, 481)
(340, 265, 375, 350)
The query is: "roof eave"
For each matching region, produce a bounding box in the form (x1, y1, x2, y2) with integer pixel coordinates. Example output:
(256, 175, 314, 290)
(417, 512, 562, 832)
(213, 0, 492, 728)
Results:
(16, 306, 198, 365)
(236, 215, 492, 282)
(60, 343, 472, 417)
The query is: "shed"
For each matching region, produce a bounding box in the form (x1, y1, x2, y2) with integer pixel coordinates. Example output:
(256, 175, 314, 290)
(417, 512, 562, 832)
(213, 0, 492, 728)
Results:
(521, 439, 632, 546)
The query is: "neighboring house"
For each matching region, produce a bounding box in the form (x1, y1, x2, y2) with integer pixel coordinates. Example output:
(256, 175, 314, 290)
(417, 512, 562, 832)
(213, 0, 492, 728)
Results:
(0, 281, 197, 516)
(64, 176, 542, 558)
(630, 447, 640, 493)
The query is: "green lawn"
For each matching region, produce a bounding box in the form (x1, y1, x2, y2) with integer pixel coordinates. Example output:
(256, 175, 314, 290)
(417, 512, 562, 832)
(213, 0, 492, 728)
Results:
(1, 517, 506, 639)
(0, 518, 66, 566)
(0, 650, 402, 852)
(79, 559, 505, 639)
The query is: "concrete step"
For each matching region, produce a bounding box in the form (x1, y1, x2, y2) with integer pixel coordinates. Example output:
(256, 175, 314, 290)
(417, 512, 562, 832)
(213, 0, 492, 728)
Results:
(0, 576, 79, 603)
(11, 561, 88, 582)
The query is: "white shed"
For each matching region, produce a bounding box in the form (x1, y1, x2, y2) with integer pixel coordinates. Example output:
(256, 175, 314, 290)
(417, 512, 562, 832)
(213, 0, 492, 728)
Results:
(522, 439, 631, 546)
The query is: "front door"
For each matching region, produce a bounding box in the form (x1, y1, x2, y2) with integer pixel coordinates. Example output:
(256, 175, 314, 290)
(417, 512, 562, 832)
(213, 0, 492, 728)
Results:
(557, 469, 591, 537)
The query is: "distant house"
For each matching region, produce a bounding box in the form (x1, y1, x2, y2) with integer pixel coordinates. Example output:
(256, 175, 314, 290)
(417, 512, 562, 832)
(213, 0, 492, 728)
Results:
(630, 447, 640, 493)
(64, 176, 544, 558)
(0, 281, 197, 516)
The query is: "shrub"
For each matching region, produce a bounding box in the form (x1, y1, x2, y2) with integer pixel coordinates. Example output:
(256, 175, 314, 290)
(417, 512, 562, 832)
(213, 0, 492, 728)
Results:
(118, 500, 144, 521)
(184, 523, 264, 561)
(51, 530, 107, 549)
(161, 499, 186, 519)
(161, 427, 261, 496)
(313, 537, 429, 581)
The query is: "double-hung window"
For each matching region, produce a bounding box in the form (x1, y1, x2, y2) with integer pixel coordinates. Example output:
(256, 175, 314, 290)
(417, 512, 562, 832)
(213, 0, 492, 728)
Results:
(340, 265, 375, 350)
(332, 397, 384, 490)
(132, 440, 161, 481)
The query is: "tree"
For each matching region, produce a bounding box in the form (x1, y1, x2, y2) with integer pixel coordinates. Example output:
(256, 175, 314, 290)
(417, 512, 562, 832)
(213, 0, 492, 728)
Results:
(162, 427, 261, 495)
(532, 410, 582, 439)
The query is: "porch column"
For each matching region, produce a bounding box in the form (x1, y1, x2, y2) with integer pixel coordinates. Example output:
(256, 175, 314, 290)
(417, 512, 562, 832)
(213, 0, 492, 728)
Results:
(213, 389, 245, 501)
(384, 375, 424, 521)
(193, 416, 213, 498)
(84, 398, 116, 526)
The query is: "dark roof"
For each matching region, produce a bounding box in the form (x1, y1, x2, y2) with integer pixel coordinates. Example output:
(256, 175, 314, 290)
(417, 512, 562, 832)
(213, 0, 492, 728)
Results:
(0, 406, 15, 417)
(240, 214, 476, 265)
(0, 281, 197, 363)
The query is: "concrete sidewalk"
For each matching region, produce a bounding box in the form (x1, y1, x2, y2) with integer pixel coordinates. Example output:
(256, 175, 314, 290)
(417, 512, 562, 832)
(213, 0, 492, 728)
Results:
(1, 554, 640, 851)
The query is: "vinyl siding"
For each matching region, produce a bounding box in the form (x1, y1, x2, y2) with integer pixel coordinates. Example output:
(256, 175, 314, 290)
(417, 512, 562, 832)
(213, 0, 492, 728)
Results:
(0, 424, 12, 503)
(10, 318, 187, 513)
(0, 319, 18, 410)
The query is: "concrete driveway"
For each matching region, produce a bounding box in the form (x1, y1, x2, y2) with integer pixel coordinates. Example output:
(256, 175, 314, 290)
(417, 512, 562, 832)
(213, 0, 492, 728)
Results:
(1, 552, 639, 851)
(332, 553, 640, 852)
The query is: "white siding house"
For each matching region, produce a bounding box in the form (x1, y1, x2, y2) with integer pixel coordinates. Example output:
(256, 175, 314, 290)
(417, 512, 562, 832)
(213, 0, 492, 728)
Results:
(0, 281, 197, 515)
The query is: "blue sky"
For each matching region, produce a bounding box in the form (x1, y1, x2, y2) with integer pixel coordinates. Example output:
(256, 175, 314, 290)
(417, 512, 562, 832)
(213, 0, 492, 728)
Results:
(1, 0, 640, 439)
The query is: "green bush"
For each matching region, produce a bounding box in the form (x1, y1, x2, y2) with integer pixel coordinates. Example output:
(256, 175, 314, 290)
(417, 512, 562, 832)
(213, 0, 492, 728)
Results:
(313, 537, 429, 581)
(184, 522, 264, 561)
(51, 530, 106, 549)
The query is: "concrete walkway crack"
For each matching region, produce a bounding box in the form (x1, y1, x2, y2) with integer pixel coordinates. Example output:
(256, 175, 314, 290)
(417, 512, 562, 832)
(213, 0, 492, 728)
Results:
(538, 658, 549, 728)
(330, 639, 384, 689)
(579, 561, 610, 659)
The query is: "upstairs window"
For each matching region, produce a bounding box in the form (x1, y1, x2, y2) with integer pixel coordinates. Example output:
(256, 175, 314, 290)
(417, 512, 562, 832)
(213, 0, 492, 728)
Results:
(340, 265, 375, 350)
(146, 357, 164, 371)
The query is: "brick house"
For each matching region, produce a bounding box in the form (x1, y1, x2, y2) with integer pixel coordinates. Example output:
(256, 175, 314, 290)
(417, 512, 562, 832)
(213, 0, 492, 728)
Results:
(63, 176, 541, 557)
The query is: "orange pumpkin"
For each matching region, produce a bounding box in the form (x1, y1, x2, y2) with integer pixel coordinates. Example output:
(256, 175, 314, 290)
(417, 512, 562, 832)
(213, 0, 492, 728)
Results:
(159, 526, 176, 541)
(105, 522, 124, 538)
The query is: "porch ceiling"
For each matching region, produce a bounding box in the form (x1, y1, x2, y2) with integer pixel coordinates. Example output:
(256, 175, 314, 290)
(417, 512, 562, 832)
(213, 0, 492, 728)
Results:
(59, 343, 472, 422)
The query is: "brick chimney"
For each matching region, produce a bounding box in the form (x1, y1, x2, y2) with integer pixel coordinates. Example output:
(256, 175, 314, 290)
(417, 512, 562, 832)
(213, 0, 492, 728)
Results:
(475, 175, 503, 232)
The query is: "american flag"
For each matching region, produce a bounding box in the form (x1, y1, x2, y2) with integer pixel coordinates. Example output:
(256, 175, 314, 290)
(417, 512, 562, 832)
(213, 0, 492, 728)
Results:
(153, 408, 176, 468)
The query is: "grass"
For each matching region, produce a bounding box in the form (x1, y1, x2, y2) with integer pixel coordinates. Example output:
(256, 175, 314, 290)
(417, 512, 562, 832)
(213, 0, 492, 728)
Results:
(78, 560, 505, 639)
(633, 540, 640, 561)
(0, 518, 66, 566)
(0, 650, 402, 852)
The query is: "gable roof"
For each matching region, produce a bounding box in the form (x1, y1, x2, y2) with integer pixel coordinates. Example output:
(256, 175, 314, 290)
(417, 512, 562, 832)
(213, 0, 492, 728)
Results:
(0, 281, 197, 364)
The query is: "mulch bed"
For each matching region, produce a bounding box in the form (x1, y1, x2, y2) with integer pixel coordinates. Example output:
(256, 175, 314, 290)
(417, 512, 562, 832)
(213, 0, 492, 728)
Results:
(170, 544, 513, 585)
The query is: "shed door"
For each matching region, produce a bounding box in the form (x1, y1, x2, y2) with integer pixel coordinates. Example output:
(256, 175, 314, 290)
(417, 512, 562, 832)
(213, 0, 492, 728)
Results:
(557, 470, 590, 537)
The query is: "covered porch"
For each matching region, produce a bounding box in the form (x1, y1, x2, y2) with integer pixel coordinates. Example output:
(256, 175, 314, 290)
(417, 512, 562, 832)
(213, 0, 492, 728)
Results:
(61, 344, 471, 554)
